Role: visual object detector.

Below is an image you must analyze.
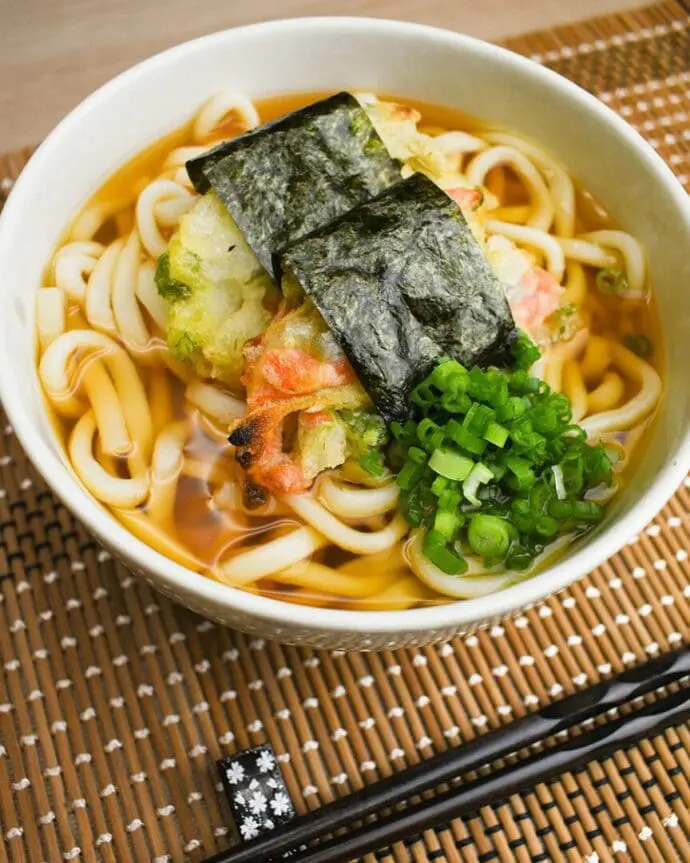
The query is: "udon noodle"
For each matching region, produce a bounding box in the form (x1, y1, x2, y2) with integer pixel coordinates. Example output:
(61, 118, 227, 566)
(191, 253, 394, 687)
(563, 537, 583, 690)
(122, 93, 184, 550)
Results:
(36, 91, 663, 610)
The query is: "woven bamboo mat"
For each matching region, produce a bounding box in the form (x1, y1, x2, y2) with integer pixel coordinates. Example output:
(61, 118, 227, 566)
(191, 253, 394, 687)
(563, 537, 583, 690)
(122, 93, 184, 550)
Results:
(1, 2, 689, 861)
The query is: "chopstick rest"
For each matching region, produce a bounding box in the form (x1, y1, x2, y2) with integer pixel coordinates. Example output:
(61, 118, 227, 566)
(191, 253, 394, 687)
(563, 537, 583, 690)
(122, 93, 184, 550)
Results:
(217, 746, 297, 847)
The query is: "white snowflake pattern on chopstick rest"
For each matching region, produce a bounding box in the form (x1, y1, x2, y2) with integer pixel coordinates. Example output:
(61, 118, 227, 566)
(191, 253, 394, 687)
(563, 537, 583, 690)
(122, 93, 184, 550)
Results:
(217, 745, 297, 849)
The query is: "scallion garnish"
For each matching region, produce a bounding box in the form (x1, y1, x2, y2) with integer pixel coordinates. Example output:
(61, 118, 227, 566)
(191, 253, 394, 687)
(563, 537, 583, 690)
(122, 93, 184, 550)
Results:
(422, 529, 468, 575)
(596, 267, 629, 295)
(428, 447, 474, 481)
(468, 515, 512, 561)
(462, 462, 494, 506)
(622, 333, 652, 358)
(552, 464, 567, 500)
(394, 333, 613, 572)
(359, 450, 386, 476)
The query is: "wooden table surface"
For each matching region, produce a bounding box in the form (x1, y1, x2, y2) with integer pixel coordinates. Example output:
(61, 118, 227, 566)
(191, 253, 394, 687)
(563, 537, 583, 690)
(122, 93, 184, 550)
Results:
(3, 0, 644, 151)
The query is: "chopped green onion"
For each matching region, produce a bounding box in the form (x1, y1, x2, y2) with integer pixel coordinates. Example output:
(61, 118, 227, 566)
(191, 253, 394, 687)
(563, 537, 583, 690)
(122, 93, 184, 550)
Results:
(604, 444, 622, 467)
(548, 499, 574, 519)
(467, 366, 493, 402)
(556, 303, 576, 319)
(429, 447, 474, 481)
(431, 476, 449, 496)
(565, 425, 587, 441)
(462, 462, 494, 506)
(429, 359, 467, 388)
(400, 484, 436, 527)
(584, 443, 613, 483)
(386, 440, 406, 471)
(468, 515, 511, 560)
(572, 500, 605, 522)
(496, 396, 528, 423)
(531, 405, 559, 436)
(548, 392, 572, 422)
(561, 455, 584, 494)
(489, 462, 507, 481)
(423, 529, 444, 549)
(396, 460, 424, 491)
(509, 419, 541, 450)
(390, 420, 417, 445)
(596, 267, 629, 295)
(552, 465, 566, 500)
(483, 420, 509, 448)
(438, 489, 462, 512)
(392, 339, 614, 573)
(535, 515, 559, 537)
(509, 370, 540, 394)
(511, 331, 541, 370)
(416, 418, 444, 451)
(359, 450, 385, 476)
(422, 530, 468, 575)
(622, 334, 652, 358)
(462, 403, 494, 436)
(447, 422, 487, 456)
(441, 390, 471, 414)
(528, 481, 552, 513)
(504, 455, 535, 491)
(408, 446, 427, 465)
(434, 509, 462, 541)
(505, 546, 533, 571)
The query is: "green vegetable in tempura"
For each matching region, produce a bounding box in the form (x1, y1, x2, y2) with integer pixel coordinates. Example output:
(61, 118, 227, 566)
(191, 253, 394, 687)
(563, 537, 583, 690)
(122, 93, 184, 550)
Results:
(338, 409, 389, 477)
(292, 409, 389, 487)
(296, 412, 350, 486)
(155, 192, 278, 383)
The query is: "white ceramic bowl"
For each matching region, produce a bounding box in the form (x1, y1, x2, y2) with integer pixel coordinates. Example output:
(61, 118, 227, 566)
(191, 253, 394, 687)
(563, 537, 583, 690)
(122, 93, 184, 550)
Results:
(1, 18, 689, 649)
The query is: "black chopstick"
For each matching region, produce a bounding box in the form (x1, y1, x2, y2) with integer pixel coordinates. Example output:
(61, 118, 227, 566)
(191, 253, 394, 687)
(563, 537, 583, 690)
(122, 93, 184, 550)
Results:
(205, 645, 690, 863)
(288, 684, 690, 863)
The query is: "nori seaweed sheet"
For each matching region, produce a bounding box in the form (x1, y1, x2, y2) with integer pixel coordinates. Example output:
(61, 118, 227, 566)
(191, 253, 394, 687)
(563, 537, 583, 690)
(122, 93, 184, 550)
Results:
(280, 173, 517, 423)
(186, 92, 401, 280)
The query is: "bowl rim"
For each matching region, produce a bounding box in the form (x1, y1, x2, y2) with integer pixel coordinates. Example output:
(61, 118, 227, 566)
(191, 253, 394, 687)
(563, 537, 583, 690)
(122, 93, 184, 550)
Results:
(1, 15, 689, 636)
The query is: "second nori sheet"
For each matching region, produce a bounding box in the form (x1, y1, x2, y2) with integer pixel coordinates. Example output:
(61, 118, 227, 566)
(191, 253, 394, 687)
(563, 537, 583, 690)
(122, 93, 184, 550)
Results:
(186, 92, 401, 281)
(281, 173, 517, 423)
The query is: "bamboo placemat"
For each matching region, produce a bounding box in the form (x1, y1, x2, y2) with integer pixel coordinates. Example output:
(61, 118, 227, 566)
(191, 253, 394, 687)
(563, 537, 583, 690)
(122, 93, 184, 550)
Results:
(1, 2, 689, 861)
